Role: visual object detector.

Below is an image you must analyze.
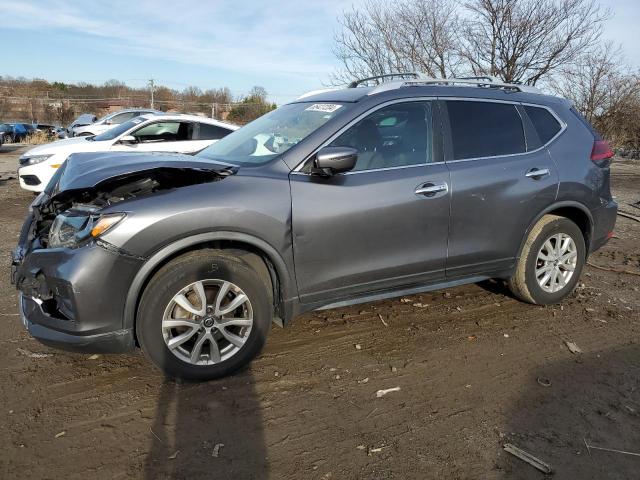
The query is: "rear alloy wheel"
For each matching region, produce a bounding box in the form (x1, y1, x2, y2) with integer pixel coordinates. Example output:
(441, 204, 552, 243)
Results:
(137, 250, 271, 380)
(534, 233, 578, 293)
(509, 215, 586, 305)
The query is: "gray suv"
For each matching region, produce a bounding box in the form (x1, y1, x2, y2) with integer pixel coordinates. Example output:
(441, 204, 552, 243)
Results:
(12, 75, 617, 380)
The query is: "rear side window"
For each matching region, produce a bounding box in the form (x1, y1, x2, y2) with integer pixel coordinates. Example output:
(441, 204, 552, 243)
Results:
(197, 123, 233, 140)
(524, 106, 561, 145)
(446, 101, 525, 160)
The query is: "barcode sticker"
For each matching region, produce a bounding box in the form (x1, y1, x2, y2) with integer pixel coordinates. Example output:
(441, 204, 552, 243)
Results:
(305, 104, 342, 113)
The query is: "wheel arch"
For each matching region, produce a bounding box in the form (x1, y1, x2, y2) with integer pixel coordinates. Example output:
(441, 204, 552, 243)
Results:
(123, 232, 296, 336)
(516, 201, 594, 263)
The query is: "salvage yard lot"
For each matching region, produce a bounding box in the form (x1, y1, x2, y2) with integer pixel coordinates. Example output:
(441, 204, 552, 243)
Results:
(1, 146, 639, 479)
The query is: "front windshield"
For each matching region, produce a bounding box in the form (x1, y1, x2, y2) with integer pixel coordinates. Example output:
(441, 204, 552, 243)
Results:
(196, 102, 350, 166)
(92, 117, 146, 141)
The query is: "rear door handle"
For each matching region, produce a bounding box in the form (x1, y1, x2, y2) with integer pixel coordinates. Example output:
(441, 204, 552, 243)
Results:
(525, 168, 550, 179)
(415, 182, 448, 197)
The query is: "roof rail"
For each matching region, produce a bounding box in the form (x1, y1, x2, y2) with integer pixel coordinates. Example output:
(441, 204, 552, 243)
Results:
(348, 72, 425, 88)
(367, 76, 542, 95)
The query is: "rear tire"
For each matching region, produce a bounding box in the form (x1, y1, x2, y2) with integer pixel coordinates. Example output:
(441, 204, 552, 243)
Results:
(137, 250, 272, 381)
(509, 215, 586, 305)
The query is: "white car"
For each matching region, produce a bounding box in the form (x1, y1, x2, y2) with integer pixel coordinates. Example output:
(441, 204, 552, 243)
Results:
(72, 108, 161, 137)
(18, 114, 239, 192)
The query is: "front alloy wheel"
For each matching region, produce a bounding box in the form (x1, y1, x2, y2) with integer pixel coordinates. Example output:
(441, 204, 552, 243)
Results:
(137, 250, 272, 380)
(162, 280, 253, 365)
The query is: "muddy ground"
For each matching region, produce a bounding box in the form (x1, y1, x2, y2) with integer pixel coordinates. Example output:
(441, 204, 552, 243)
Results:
(0, 146, 639, 479)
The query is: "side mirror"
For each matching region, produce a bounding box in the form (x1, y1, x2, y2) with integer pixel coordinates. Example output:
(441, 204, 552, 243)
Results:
(119, 135, 138, 145)
(104, 120, 112, 125)
(313, 146, 358, 176)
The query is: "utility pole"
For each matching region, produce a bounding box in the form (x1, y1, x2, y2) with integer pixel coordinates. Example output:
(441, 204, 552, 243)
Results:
(211, 102, 216, 119)
(148, 79, 155, 109)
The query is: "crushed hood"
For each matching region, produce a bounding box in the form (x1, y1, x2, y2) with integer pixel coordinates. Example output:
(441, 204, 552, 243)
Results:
(47, 151, 236, 196)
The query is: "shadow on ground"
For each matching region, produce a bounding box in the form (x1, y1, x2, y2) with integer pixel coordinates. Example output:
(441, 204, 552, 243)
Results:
(144, 371, 267, 480)
(499, 344, 640, 479)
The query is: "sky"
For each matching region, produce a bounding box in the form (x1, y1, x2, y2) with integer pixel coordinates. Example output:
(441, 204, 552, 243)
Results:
(0, 0, 638, 105)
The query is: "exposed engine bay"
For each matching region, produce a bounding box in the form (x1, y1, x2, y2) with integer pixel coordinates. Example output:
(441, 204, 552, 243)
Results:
(22, 166, 235, 253)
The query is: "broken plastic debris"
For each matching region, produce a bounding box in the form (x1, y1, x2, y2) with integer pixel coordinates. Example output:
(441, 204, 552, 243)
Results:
(503, 443, 552, 474)
(565, 341, 582, 354)
(54, 431, 66, 439)
(376, 387, 401, 398)
(168, 450, 180, 459)
(212, 443, 224, 458)
(17, 348, 52, 359)
(358, 377, 369, 384)
(378, 313, 388, 327)
(355, 344, 362, 350)
(88, 354, 100, 360)
(537, 377, 552, 387)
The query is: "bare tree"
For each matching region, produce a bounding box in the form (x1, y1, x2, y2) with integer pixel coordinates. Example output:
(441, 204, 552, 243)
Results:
(396, 0, 462, 78)
(461, 0, 610, 84)
(553, 44, 640, 148)
(552, 43, 621, 121)
(333, 0, 610, 85)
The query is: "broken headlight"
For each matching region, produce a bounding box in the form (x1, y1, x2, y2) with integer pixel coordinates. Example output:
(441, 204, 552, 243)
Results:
(48, 210, 125, 248)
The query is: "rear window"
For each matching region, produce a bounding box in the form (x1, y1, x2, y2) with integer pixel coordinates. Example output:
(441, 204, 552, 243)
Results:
(524, 106, 562, 145)
(197, 123, 232, 140)
(446, 101, 525, 160)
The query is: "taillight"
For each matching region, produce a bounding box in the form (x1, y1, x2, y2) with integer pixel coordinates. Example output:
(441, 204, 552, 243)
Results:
(591, 140, 614, 161)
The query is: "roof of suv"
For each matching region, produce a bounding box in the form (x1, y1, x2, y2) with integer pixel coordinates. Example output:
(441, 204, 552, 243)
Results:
(294, 75, 567, 108)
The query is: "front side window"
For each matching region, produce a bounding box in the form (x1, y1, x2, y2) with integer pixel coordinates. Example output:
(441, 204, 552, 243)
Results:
(197, 102, 351, 166)
(446, 101, 525, 160)
(328, 101, 433, 171)
(131, 121, 194, 142)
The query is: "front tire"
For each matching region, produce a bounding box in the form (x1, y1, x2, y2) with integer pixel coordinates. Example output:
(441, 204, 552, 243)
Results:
(137, 250, 272, 381)
(509, 215, 586, 305)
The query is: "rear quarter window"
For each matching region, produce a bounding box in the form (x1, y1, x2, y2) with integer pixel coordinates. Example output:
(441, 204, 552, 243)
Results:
(524, 106, 562, 145)
(446, 101, 526, 160)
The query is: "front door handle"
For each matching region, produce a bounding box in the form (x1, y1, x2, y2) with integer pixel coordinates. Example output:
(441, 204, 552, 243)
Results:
(525, 168, 550, 179)
(415, 182, 448, 197)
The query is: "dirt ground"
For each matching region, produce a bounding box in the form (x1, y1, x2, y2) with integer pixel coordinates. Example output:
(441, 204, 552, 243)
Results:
(0, 146, 639, 479)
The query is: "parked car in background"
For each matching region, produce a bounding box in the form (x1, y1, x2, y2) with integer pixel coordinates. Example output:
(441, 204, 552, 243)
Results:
(0, 124, 12, 143)
(34, 124, 58, 138)
(53, 127, 69, 139)
(0, 123, 29, 143)
(72, 109, 162, 137)
(21, 123, 37, 137)
(68, 113, 97, 133)
(11, 75, 617, 380)
(18, 114, 238, 192)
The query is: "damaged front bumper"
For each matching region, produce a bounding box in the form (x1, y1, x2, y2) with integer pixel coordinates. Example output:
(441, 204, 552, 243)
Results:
(12, 217, 143, 353)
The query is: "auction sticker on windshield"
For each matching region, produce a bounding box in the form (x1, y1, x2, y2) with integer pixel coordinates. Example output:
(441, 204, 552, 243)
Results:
(305, 104, 342, 113)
